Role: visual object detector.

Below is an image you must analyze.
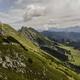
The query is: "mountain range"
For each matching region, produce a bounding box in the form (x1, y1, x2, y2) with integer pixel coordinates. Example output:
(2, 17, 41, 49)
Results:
(19, 27, 80, 74)
(0, 24, 80, 80)
(42, 26, 80, 49)
(48, 26, 80, 32)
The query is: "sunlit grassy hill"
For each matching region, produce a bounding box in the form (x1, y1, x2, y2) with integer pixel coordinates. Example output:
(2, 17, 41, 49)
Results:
(0, 24, 79, 80)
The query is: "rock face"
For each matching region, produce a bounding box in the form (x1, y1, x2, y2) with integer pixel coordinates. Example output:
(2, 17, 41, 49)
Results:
(0, 28, 5, 36)
(0, 53, 26, 73)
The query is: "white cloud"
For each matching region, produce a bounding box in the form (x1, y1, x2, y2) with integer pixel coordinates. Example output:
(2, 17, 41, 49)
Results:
(22, 0, 80, 29)
(24, 4, 46, 21)
(1, 0, 80, 30)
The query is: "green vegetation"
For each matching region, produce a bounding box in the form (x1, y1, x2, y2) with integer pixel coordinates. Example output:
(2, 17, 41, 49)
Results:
(0, 24, 80, 80)
(59, 44, 80, 66)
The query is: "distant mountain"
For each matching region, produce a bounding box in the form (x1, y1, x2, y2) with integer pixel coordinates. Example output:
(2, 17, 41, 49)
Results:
(42, 27, 80, 48)
(48, 26, 80, 32)
(42, 31, 80, 42)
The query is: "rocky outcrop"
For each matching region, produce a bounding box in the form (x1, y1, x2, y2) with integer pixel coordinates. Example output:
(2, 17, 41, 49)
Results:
(0, 53, 26, 73)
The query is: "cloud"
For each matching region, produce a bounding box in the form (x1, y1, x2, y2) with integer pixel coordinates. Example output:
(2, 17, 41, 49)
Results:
(1, 0, 80, 30)
(22, 0, 80, 28)
(24, 4, 46, 21)
(15, 0, 23, 4)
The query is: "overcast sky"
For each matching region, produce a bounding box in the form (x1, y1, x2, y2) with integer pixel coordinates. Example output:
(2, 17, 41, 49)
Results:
(0, 0, 80, 30)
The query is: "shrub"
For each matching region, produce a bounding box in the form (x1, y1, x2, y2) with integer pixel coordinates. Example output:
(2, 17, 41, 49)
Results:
(28, 58, 33, 64)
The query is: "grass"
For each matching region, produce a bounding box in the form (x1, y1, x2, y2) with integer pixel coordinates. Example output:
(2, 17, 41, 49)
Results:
(59, 44, 80, 66)
(0, 24, 39, 51)
(0, 23, 80, 80)
(0, 44, 77, 80)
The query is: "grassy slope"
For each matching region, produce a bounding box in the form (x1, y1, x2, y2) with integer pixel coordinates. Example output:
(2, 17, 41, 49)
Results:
(0, 24, 38, 51)
(19, 27, 80, 79)
(0, 24, 80, 80)
(59, 44, 80, 66)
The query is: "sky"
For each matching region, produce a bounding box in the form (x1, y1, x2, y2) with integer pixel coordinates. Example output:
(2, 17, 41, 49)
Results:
(0, 0, 80, 30)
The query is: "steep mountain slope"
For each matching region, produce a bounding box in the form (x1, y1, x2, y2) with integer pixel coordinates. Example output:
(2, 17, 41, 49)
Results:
(0, 24, 39, 51)
(0, 24, 80, 80)
(19, 27, 69, 62)
(19, 27, 80, 74)
(42, 30, 80, 72)
(19, 27, 55, 46)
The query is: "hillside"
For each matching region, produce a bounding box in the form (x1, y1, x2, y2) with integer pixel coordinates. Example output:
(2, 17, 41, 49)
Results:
(19, 27, 55, 46)
(19, 27, 69, 62)
(19, 27, 80, 74)
(0, 24, 80, 80)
